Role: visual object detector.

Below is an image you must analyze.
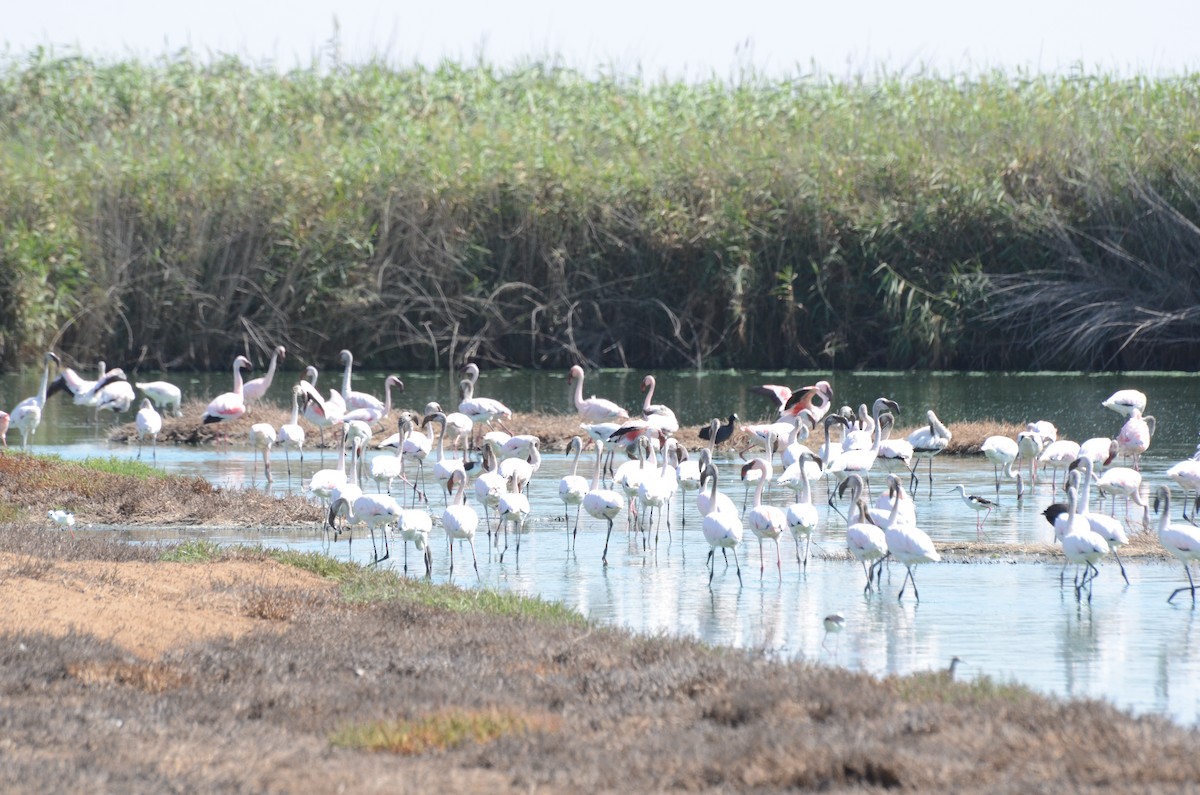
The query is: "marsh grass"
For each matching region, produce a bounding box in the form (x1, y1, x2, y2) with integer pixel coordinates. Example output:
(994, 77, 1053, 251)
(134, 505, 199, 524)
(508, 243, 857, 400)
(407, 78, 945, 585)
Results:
(159, 538, 222, 563)
(3, 53, 1200, 371)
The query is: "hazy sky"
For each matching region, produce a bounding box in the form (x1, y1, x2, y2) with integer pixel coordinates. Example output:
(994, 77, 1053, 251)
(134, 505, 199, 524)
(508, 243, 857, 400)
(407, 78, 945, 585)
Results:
(4, 0, 1199, 78)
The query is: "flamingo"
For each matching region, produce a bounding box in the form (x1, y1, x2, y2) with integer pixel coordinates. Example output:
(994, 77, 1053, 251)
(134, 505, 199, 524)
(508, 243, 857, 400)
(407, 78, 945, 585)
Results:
(583, 439, 624, 565)
(135, 379, 183, 417)
(1016, 424, 1049, 485)
(639, 374, 678, 434)
(1038, 439, 1080, 490)
(474, 443, 508, 539)
(780, 380, 834, 424)
(441, 469, 480, 577)
(396, 503, 434, 575)
(1078, 437, 1118, 472)
(785, 451, 821, 570)
(980, 435, 1019, 501)
(277, 385, 306, 481)
(423, 400, 472, 454)
(299, 366, 342, 455)
(951, 484, 998, 536)
(134, 398, 163, 462)
(201, 355, 253, 433)
(10, 352, 60, 449)
(748, 383, 793, 415)
(423, 411, 466, 505)
(242, 345, 286, 406)
(846, 496, 888, 594)
(907, 409, 952, 496)
(875, 412, 916, 487)
(1102, 389, 1147, 418)
(568, 365, 628, 424)
(699, 463, 744, 586)
(46, 360, 111, 423)
(342, 420, 374, 487)
(1069, 460, 1131, 585)
(1166, 444, 1200, 522)
(695, 448, 737, 518)
(743, 457, 787, 581)
(338, 350, 385, 413)
(497, 472, 530, 562)
(1152, 486, 1200, 603)
(89, 368, 136, 421)
(458, 378, 513, 440)
(342, 375, 403, 426)
(559, 436, 590, 548)
(637, 437, 679, 548)
(1115, 408, 1155, 471)
(249, 422, 277, 483)
(882, 478, 942, 601)
(1056, 485, 1109, 602)
(1095, 466, 1149, 523)
(329, 492, 402, 564)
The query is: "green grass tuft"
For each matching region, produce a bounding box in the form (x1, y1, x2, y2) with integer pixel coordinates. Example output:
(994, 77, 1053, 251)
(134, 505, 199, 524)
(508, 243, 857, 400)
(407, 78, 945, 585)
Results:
(159, 539, 223, 563)
(330, 708, 555, 755)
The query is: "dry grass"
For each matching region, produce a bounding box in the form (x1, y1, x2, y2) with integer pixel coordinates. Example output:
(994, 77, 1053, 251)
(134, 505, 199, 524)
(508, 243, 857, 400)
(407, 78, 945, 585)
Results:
(0, 523, 1197, 794)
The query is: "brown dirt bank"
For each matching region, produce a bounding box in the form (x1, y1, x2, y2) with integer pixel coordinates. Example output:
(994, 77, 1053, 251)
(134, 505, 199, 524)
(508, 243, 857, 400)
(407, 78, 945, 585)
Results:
(107, 401, 1023, 455)
(1, 526, 1198, 794)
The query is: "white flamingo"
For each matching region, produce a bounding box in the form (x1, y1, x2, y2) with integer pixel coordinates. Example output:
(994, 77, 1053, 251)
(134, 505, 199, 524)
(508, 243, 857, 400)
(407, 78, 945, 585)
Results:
(1096, 466, 1149, 523)
(583, 440, 624, 565)
(907, 409, 952, 496)
(1153, 486, 1200, 603)
(786, 451, 821, 570)
(424, 411, 466, 505)
(980, 435, 1020, 501)
(1166, 444, 1200, 522)
(338, 350, 385, 413)
(639, 374, 678, 434)
(882, 478, 942, 602)
(826, 397, 900, 497)
(497, 472, 531, 562)
(559, 436, 590, 549)
(397, 506, 434, 575)
(846, 497, 888, 594)
(277, 385, 306, 481)
(441, 469, 480, 577)
(1038, 439, 1080, 490)
(568, 365, 628, 424)
(1102, 389, 1147, 418)
(299, 366, 343, 456)
(242, 345, 286, 406)
(10, 352, 60, 449)
(1070, 460, 1131, 585)
(329, 492, 401, 564)
(457, 378, 513, 440)
(343, 374, 403, 426)
(743, 457, 787, 581)
(134, 398, 163, 462)
(135, 379, 183, 417)
(1057, 485, 1109, 602)
(699, 463, 744, 586)
(423, 400, 472, 454)
(249, 422, 277, 483)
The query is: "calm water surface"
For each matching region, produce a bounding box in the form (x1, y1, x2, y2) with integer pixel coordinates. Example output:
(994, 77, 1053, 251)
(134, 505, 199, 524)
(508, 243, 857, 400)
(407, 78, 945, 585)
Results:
(3, 368, 1200, 724)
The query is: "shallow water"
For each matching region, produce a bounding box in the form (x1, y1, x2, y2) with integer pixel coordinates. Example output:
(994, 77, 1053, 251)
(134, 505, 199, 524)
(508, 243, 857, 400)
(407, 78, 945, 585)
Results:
(5, 368, 1200, 724)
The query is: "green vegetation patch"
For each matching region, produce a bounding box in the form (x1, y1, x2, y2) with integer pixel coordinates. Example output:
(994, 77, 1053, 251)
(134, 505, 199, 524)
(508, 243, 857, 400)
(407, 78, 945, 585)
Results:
(159, 539, 223, 563)
(331, 708, 558, 755)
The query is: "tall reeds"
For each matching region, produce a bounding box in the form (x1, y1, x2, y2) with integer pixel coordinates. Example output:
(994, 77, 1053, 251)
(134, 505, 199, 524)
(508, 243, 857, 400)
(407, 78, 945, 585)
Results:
(2, 50, 1199, 370)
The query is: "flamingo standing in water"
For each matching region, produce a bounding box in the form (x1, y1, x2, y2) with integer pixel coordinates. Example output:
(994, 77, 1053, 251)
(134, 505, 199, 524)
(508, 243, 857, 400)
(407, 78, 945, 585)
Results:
(1115, 408, 1155, 471)
(134, 398, 163, 462)
(743, 457, 787, 581)
(559, 436, 590, 549)
(699, 463, 744, 587)
(1153, 486, 1200, 603)
(10, 352, 60, 449)
(277, 385, 306, 481)
(135, 379, 183, 417)
(1102, 389, 1147, 418)
(907, 409, 952, 496)
(249, 422, 277, 483)
(201, 355, 253, 439)
(980, 435, 1020, 502)
(441, 469, 481, 577)
(568, 365, 628, 424)
(242, 345, 286, 407)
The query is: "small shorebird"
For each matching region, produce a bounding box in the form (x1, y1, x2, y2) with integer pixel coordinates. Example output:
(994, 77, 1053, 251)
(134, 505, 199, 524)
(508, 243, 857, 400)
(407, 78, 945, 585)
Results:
(822, 613, 846, 657)
(951, 484, 999, 536)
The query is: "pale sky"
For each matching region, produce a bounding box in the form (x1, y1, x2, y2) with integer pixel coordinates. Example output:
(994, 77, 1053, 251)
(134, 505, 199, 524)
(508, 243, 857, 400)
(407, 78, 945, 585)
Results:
(4, 0, 1199, 79)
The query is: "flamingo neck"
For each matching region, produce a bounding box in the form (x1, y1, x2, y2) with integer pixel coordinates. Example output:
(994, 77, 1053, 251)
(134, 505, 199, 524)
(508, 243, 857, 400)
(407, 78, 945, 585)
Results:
(642, 378, 655, 414)
(341, 355, 354, 399)
(233, 361, 246, 395)
(289, 392, 300, 424)
(572, 372, 586, 412)
(591, 444, 603, 489)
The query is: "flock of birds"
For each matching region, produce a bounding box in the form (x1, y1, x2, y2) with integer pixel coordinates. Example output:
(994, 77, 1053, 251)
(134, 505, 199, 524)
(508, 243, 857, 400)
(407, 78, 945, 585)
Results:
(5, 351, 1200, 608)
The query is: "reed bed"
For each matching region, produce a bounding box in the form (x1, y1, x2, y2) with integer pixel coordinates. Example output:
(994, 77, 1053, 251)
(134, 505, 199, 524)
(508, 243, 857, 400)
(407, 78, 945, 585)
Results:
(2, 55, 1200, 373)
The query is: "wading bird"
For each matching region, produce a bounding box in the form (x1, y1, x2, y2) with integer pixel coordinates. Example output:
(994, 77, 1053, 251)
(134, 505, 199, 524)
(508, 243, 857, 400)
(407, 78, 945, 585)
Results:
(242, 345, 286, 407)
(568, 365, 628, 424)
(1153, 486, 1200, 604)
(134, 398, 163, 462)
